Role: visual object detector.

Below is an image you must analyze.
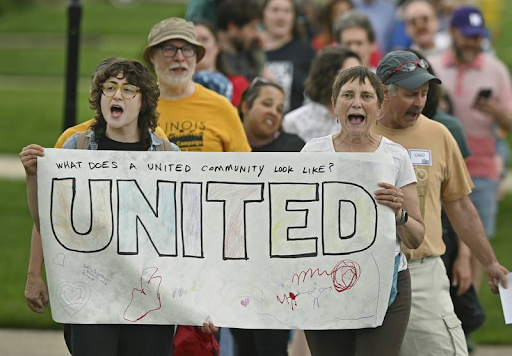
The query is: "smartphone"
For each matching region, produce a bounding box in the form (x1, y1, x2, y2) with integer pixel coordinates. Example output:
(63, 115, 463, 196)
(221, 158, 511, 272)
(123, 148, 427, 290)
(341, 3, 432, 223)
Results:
(474, 88, 493, 105)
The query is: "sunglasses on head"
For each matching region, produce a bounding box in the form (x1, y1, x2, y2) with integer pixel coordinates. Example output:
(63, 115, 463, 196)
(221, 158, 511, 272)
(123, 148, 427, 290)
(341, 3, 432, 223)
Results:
(247, 76, 272, 91)
(383, 59, 429, 84)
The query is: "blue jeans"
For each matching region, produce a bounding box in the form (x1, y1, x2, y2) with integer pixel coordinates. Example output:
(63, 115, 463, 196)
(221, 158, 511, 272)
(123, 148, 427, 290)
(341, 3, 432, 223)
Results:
(469, 177, 498, 238)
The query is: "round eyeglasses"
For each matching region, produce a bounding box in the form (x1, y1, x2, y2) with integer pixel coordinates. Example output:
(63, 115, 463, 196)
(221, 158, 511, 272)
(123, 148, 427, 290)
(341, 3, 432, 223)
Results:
(161, 44, 196, 58)
(383, 59, 429, 84)
(101, 82, 140, 99)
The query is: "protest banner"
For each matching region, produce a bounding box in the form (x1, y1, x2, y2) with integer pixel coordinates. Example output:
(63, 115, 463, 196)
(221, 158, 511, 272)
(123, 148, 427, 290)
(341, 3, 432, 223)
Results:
(37, 149, 396, 329)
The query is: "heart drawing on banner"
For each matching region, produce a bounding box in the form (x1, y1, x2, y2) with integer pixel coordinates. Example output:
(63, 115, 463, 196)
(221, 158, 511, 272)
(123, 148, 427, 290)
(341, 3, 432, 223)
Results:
(52, 253, 65, 267)
(57, 281, 91, 317)
(240, 298, 250, 308)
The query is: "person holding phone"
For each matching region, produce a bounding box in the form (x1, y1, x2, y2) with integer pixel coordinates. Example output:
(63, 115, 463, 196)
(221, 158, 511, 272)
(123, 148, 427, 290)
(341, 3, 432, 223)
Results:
(429, 6, 512, 292)
(474, 88, 492, 104)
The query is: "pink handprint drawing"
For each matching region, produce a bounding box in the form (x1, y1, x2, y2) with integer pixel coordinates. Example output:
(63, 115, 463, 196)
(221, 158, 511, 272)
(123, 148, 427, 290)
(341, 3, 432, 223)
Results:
(123, 267, 162, 322)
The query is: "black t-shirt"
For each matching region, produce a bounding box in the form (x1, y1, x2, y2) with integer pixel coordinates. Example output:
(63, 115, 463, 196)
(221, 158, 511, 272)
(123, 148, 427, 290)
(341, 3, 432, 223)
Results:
(98, 135, 150, 151)
(265, 39, 316, 113)
(251, 132, 305, 152)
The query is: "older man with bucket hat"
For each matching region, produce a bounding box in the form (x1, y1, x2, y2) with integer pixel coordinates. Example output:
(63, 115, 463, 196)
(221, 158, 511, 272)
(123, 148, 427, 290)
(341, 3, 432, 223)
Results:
(144, 17, 250, 152)
(372, 50, 509, 356)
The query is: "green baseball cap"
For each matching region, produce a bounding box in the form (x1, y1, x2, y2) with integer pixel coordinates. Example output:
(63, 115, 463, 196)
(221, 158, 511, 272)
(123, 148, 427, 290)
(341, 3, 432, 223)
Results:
(376, 50, 441, 89)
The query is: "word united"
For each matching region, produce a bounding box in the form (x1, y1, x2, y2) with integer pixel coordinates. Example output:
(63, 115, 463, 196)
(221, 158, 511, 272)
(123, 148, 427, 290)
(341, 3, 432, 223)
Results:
(50, 179, 378, 259)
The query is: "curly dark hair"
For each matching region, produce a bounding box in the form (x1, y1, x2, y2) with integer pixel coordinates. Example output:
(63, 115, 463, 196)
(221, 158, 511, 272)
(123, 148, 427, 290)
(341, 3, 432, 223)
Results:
(305, 46, 360, 106)
(89, 59, 160, 145)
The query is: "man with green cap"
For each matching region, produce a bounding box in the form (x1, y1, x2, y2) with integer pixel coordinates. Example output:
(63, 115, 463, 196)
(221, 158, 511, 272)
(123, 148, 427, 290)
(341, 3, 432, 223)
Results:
(143, 17, 250, 153)
(372, 50, 508, 356)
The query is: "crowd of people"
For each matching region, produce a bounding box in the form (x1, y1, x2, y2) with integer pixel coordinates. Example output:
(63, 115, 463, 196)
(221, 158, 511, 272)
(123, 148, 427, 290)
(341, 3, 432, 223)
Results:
(18, 0, 511, 355)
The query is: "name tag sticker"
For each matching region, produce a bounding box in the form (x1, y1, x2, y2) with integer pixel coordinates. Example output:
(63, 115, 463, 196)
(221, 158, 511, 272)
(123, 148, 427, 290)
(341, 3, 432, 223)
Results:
(409, 149, 432, 166)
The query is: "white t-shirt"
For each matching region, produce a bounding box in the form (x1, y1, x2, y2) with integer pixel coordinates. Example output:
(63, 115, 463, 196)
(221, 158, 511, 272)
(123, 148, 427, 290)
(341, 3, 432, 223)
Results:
(301, 135, 417, 271)
(283, 101, 340, 143)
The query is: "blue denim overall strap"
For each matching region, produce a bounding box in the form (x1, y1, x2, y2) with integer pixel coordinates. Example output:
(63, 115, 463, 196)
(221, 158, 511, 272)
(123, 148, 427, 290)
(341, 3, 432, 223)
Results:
(388, 254, 401, 306)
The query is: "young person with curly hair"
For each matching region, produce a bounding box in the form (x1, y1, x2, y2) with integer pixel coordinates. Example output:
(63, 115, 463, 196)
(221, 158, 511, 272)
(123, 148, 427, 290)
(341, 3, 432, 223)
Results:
(19, 59, 180, 356)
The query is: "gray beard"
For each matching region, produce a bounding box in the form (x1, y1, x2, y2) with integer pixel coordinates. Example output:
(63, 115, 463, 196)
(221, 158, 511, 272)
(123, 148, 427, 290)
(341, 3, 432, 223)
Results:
(157, 69, 191, 88)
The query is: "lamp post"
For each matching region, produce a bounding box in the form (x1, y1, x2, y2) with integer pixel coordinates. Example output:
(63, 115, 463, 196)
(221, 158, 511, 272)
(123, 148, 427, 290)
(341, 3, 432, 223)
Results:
(62, 0, 82, 131)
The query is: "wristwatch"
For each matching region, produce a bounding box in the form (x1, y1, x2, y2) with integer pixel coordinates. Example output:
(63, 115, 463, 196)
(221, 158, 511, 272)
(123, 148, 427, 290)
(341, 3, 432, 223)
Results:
(396, 209, 408, 226)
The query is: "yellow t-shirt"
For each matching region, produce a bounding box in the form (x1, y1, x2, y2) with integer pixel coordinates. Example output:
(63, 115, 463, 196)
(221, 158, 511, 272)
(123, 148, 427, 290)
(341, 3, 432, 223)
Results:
(372, 115, 474, 261)
(54, 119, 168, 148)
(157, 84, 251, 152)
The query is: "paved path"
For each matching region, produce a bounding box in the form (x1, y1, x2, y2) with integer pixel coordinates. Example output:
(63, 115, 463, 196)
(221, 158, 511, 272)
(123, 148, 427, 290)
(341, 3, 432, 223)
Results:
(0, 329, 69, 356)
(1, 328, 511, 356)
(0, 154, 25, 180)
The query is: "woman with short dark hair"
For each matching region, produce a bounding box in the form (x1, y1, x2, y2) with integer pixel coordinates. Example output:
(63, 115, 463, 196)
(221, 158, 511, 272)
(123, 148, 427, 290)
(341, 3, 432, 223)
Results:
(302, 66, 424, 356)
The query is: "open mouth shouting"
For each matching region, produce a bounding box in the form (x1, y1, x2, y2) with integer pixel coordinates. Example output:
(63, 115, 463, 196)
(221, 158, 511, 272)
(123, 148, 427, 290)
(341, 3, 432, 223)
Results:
(348, 114, 365, 124)
(405, 109, 420, 120)
(110, 104, 124, 119)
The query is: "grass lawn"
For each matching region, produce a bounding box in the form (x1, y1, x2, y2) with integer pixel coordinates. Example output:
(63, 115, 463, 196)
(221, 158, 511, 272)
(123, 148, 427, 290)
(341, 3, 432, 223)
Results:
(0, 1, 185, 34)
(472, 194, 512, 344)
(0, 46, 144, 77)
(0, 0, 186, 153)
(0, 179, 55, 328)
(0, 89, 92, 152)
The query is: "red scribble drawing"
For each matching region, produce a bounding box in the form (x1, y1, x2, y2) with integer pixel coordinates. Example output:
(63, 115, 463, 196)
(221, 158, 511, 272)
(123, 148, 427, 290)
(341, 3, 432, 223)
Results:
(277, 260, 360, 310)
(277, 291, 299, 310)
(123, 267, 162, 322)
(292, 259, 361, 293)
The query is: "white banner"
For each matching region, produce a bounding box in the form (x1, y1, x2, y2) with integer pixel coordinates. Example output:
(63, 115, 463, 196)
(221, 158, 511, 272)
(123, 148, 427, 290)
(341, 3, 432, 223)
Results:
(38, 149, 397, 329)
